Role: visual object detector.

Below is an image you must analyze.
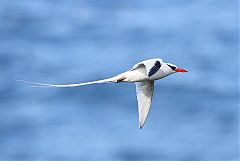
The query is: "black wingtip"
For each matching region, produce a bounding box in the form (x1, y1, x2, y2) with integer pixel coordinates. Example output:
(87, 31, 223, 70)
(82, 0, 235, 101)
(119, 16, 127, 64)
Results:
(139, 124, 144, 129)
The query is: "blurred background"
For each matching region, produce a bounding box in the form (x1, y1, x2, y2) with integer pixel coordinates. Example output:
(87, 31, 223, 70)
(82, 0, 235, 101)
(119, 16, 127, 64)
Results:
(0, 0, 239, 161)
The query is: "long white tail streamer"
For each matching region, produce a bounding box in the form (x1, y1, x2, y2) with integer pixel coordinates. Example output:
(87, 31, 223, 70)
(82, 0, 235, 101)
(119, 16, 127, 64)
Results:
(15, 77, 117, 88)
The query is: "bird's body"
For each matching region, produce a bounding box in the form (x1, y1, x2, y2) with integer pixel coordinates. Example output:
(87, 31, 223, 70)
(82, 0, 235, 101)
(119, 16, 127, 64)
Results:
(123, 58, 173, 82)
(17, 58, 187, 128)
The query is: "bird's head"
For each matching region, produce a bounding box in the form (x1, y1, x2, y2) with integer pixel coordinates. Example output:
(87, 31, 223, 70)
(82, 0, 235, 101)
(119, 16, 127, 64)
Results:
(165, 63, 188, 74)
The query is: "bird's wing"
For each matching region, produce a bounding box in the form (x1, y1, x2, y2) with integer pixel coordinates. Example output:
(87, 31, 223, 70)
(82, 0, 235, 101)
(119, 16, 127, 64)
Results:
(131, 62, 146, 72)
(135, 81, 154, 129)
(131, 58, 163, 76)
(15, 77, 116, 88)
(148, 61, 161, 77)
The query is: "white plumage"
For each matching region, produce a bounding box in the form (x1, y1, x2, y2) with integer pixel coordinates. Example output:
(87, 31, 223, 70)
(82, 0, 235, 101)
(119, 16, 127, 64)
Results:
(136, 81, 154, 128)
(16, 58, 188, 128)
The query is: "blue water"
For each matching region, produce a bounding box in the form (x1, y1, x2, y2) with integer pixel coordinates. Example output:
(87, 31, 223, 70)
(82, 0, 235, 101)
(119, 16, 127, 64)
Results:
(0, 0, 239, 161)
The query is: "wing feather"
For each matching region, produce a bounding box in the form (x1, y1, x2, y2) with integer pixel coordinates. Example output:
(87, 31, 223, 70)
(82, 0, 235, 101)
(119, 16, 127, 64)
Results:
(148, 61, 161, 77)
(135, 81, 154, 129)
(131, 59, 162, 77)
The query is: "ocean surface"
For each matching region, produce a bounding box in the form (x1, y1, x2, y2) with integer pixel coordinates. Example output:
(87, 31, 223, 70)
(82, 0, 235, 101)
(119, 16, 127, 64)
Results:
(0, 0, 239, 161)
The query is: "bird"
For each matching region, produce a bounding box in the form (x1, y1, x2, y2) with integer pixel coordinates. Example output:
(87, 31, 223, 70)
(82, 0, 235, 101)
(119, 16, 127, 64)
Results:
(16, 58, 188, 129)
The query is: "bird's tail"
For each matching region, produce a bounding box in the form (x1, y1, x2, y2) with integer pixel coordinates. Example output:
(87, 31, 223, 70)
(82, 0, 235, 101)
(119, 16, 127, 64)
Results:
(15, 76, 120, 88)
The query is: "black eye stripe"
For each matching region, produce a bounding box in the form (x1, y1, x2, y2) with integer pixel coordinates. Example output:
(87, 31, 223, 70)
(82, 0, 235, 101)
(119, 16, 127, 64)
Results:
(167, 64, 176, 70)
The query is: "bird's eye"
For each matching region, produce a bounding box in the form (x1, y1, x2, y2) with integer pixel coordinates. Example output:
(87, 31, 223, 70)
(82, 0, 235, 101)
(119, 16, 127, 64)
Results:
(167, 64, 176, 70)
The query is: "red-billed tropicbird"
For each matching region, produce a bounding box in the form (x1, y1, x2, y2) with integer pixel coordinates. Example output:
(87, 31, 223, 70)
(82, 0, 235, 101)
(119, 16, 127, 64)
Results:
(17, 58, 188, 128)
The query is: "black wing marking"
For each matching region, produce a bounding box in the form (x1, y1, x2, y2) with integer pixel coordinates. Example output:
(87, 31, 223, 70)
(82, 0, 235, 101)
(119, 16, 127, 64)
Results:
(148, 61, 161, 77)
